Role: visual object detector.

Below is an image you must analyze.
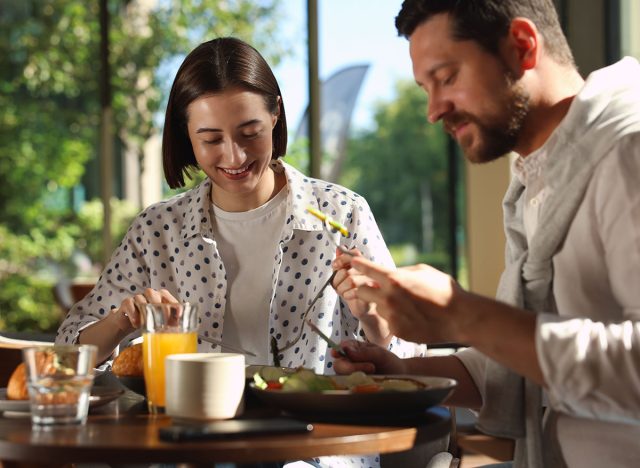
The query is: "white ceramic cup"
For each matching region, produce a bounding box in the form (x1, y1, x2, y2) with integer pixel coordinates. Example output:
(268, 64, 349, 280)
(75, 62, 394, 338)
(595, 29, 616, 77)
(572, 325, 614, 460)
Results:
(165, 353, 245, 420)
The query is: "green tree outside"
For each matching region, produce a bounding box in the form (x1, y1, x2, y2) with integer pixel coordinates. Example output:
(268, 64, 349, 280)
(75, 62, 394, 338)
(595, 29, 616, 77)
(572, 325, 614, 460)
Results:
(340, 81, 455, 272)
(0, 0, 288, 332)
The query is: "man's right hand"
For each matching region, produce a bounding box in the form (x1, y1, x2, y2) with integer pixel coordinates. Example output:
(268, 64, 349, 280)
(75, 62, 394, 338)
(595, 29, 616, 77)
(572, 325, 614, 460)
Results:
(331, 339, 407, 375)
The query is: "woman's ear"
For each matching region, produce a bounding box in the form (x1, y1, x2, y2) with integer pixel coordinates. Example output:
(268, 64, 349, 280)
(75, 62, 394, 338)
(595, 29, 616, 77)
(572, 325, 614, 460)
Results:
(503, 17, 539, 77)
(273, 96, 282, 127)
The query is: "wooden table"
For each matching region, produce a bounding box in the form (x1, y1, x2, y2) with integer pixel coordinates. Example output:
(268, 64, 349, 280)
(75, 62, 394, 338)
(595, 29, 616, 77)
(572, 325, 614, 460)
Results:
(0, 391, 451, 465)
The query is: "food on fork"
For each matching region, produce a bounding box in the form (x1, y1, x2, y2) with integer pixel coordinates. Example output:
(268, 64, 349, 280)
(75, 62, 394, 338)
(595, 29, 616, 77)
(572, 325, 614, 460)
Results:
(112, 343, 143, 377)
(306, 207, 350, 238)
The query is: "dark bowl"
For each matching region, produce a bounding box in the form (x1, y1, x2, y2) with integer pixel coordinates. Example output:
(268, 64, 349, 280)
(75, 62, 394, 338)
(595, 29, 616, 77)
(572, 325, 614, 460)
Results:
(116, 375, 146, 397)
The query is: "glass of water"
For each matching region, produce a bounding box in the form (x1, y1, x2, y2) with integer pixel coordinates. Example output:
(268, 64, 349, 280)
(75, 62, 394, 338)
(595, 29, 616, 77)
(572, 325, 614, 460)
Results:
(22, 344, 98, 425)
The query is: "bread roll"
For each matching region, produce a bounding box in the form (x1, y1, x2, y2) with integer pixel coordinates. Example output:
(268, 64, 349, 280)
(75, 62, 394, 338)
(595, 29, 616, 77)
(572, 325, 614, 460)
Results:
(112, 343, 143, 377)
(7, 362, 29, 400)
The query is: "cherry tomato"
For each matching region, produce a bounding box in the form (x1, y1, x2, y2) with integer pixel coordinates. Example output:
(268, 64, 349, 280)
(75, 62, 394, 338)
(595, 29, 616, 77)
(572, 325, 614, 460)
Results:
(351, 384, 382, 393)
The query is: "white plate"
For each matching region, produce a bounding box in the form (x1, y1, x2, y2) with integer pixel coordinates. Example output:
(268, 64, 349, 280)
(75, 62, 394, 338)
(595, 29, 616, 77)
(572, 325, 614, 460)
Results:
(0, 386, 124, 414)
(249, 375, 456, 416)
(0, 389, 30, 412)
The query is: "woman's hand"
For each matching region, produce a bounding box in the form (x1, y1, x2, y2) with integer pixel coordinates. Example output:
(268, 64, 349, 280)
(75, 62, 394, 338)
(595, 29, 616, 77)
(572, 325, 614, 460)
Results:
(112, 288, 179, 334)
(80, 288, 179, 364)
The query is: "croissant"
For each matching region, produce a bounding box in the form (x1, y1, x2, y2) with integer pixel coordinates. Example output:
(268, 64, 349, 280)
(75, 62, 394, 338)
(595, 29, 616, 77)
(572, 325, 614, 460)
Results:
(6, 362, 29, 400)
(111, 343, 144, 377)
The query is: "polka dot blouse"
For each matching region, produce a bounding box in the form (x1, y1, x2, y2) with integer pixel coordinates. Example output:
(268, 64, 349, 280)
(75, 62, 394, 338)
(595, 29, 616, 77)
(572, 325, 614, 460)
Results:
(56, 160, 424, 373)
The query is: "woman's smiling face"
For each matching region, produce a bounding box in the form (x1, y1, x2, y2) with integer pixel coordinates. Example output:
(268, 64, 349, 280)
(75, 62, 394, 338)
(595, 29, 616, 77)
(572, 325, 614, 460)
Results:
(186, 87, 280, 211)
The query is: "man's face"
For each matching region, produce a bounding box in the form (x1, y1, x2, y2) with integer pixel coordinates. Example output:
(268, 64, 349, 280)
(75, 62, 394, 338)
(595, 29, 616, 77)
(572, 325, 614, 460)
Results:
(409, 14, 530, 163)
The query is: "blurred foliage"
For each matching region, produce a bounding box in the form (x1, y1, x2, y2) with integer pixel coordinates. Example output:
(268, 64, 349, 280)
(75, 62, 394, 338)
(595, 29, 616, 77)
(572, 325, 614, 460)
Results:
(0, 0, 288, 332)
(71, 198, 139, 267)
(340, 81, 453, 273)
(0, 199, 137, 332)
(0, 0, 288, 231)
(282, 138, 310, 173)
(0, 274, 62, 332)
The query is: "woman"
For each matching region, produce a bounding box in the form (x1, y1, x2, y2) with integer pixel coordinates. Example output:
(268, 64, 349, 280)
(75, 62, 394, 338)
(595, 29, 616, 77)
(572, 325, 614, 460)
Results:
(56, 37, 421, 372)
(57, 35, 429, 468)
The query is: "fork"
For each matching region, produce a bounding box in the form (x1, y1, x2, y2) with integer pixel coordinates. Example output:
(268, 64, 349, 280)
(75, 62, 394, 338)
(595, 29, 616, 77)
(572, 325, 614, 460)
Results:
(274, 270, 339, 355)
(271, 210, 353, 361)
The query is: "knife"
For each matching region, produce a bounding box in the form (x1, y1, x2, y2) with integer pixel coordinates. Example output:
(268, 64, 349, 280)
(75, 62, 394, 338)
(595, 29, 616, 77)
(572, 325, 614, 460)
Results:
(306, 319, 347, 357)
(198, 334, 257, 357)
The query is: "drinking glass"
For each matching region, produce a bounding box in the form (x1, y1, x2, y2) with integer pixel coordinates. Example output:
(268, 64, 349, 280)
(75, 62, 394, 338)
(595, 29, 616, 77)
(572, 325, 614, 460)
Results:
(141, 302, 198, 414)
(22, 344, 98, 425)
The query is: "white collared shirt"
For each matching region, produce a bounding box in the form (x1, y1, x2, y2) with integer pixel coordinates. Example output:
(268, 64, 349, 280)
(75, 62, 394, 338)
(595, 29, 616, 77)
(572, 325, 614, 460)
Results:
(457, 57, 640, 467)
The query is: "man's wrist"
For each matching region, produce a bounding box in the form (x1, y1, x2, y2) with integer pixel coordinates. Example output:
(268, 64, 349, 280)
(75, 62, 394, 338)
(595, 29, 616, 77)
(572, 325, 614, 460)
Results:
(358, 311, 391, 346)
(449, 290, 484, 345)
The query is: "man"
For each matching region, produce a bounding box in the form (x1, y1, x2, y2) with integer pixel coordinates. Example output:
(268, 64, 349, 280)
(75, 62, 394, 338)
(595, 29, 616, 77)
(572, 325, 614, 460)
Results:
(332, 1, 640, 466)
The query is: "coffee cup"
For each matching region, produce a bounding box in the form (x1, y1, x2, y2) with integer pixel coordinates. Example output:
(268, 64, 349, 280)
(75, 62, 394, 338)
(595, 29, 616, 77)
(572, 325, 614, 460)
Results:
(165, 353, 245, 420)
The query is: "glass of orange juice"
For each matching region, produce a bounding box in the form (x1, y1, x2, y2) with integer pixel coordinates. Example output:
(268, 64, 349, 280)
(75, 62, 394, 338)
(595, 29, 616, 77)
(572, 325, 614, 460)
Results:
(141, 302, 198, 414)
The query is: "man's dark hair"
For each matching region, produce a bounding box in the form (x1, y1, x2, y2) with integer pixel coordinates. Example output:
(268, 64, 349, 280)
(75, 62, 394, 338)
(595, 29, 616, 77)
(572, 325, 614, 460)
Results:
(162, 37, 288, 188)
(396, 0, 574, 67)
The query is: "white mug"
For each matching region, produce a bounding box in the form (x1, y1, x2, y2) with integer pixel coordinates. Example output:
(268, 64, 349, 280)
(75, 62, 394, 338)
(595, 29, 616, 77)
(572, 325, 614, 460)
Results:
(165, 353, 245, 420)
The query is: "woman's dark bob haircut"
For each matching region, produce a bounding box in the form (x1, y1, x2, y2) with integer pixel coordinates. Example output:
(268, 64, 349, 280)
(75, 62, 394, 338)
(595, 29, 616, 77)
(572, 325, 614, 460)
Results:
(162, 37, 288, 188)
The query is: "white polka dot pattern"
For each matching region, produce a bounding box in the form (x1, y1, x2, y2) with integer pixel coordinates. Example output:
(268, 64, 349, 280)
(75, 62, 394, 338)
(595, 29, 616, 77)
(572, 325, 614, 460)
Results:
(57, 161, 424, 362)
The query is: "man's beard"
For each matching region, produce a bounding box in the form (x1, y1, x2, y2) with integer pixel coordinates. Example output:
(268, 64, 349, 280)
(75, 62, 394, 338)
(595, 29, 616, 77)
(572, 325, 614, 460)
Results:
(445, 73, 530, 164)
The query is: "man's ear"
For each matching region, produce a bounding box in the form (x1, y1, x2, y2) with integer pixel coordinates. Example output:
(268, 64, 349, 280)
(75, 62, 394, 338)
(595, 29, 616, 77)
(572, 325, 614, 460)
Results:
(503, 17, 539, 77)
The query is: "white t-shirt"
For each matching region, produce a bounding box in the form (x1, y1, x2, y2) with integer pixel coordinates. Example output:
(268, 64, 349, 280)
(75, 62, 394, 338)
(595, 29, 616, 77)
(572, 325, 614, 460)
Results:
(211, 186, 288, 365)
